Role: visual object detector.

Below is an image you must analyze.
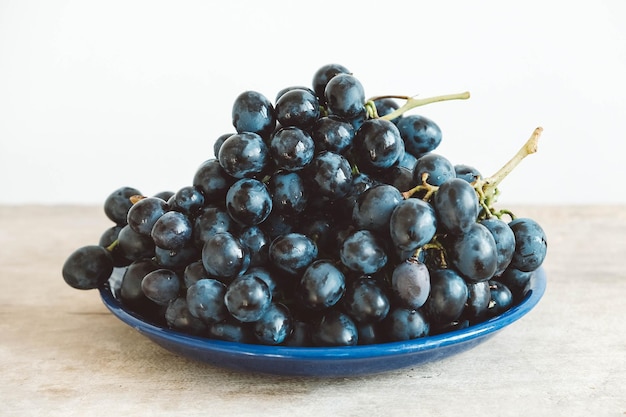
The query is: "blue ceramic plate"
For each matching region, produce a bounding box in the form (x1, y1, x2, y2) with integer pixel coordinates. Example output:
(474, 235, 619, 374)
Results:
(99, 267, 546, 378)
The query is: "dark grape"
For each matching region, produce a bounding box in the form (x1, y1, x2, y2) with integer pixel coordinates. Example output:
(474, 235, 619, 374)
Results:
(391, 258, 431, 309)
(104, 186, 142, 225)
(305, 151, 353, 200)
(352, 118, 404, 174)
(434, 178, 480, 235)
(225, 178, 272, 226)
(165, 297, 207, 335)
(268, 232, 318, 275)
(126, 196, 168, 236)
(186, 278, 228, 324)
(312, 310, 358, 346)
(231, 90, 276, 138)
(141, 268, 181, 306)
(269, 127, 315, 171)
(343, 277, 390, 324)
(310, 115, 355, 154)
(389, 198, 437, 252)
(413, 153, 456, 186)
(340, 229, 388, 275)
(170, 185, 204, 216)
(385, 307, 429, 341)
(150, 211, 193, 250)
(509, 217, 547, 272)
(117, 224, 155, 261)
(480, 217, 516, 276)
(224, 273, 272, 322)
(192, 158, 236, 201)
(447, 222, 498, 282)
(275, 88, 320, 129)
(268, 171, 308, 214)
(324, 73, 365, 120)
(253, 303, 293, 345)
(218, 132, 270, 179)
(422, 268, 469, 326)
(62, 245, 114, 290)
(396, 114, 442, 156)
(298, 259, 346, 310)
(201, 231, 250, 280)
(352, 184, 403, 234)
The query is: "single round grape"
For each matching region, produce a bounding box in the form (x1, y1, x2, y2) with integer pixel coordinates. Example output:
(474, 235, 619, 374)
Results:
(463, 280, 492, 321)
(268, 232, 318, 275)
(486, 280, 514, 317)
(269, 127, 315, 171)
(352, 118, 404, 174)
(422, 268, 469, 326)
(201, 231, 250, 279)
(224, 273, 272, 322)
(508, 217, 547, 272)
(186, 278, 228, 324)
(192, 158, 236, 201)
(434, 177, 480, 235)
(343, 277, 390, 324)
(480, 217, 516, 276)
(305, 151, 353, 200)
(225, 178, 272, 226)
(269, 171, 308, 214)
(141, 268, 181, 306)
(310, 115, 355, 155)
(150, 211, 193, 250)
(165, 297, 207, 335)
(192, 204, 235, 247)
(253, 303, 293, 345)
(218, 132, 270, 179)
(447, 222, 498, 282)
(126, 196, 168, 236)
(117, 224, 155, 261)
(391, 258, 431, 309)
(170, 185, 205, 216)
(385, 307, 429, 342)
(245, 266, 279, 297)
(298, 259, 346, 310)
(389, 198, 437, 252)
(455, 164, 482, 183)
(396, 114, 442, 156)
(413, 153, 456, 187)
(340, 229, 388, 275)
(275, 88, 320, 129)
(104, 186, 142, 225)
(324, 73, 365, 120)
(62, 245, 114, 290)
(352, 184, 403, 234)
(311, 63, 351, 104)
(312, 310, 358, 346)
(231, 90, 276, 138)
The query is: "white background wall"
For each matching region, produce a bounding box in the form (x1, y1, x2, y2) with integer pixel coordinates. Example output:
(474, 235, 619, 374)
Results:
(1, 0, 625, 206)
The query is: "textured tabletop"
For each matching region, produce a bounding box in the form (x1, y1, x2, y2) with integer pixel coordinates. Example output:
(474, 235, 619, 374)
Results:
(1, 205, 624, 417)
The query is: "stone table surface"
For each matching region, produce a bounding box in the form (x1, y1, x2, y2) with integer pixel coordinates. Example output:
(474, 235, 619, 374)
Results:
(1, 205, 625, 417)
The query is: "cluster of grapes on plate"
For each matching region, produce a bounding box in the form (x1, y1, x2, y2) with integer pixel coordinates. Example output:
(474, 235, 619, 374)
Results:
(62, 63, 547, 347)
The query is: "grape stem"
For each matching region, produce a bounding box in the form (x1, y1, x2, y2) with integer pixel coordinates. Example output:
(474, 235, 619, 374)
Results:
(475, 127, 544, 214)
(366, 91, 470, 121)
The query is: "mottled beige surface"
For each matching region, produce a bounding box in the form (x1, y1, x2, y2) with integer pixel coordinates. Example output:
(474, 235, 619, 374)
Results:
(1, 205, 625, 417)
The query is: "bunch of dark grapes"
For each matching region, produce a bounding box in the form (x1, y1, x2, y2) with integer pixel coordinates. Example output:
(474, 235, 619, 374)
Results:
(62, 63, 548, 346)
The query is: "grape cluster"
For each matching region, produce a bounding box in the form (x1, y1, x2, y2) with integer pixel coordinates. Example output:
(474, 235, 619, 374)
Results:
(62, 64, 548, 346)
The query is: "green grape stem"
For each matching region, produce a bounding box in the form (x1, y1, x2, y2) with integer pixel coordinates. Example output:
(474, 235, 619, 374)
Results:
(475, 126, 544, 215)
(106, 239, 119, 252)
(367, 91, 470, 121)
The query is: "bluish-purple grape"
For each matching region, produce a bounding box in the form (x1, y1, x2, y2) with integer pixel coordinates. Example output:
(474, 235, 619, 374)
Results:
(389, 198, 437, 252)
(225, 178, 272, 226)
(352, 118, 404, 174)
(391, 258, 431, 309)
(396, 114, 442, 156)
(218, 132, 270, 179)
(186, 278, 228, 324)
(141, 268, 181, 306)
(224, 273, 272, 322)
(201, 231, 250, 280)
(434, 177, 480, 235)
(340, 229, 388, 275)
(298, 259, 346, 310)
(150, 210, 193, 250)
(62, 245, 114, 290)
(275, 88, 320, 129)
(253, 303, 293, 345)
(231, 90, 276, 138)
(270, 127, 315, 171)
(447, 222, 498, 282)
(509, 217, 547, 272)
